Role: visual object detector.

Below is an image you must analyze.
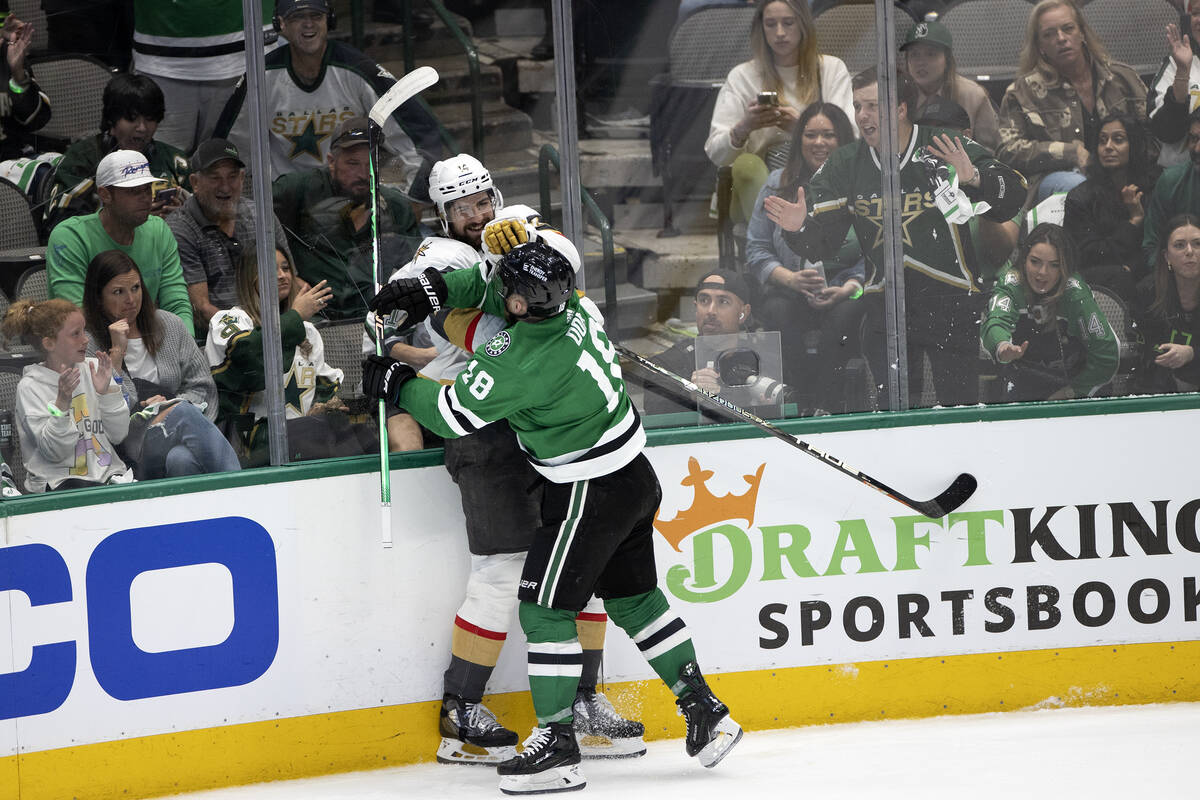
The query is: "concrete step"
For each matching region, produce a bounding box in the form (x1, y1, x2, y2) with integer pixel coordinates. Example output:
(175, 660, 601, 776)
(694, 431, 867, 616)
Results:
(378, 55, 504, 105)
(334, 15, 476, 64)
(614, 199, 714, 233)
(435, 100, 534, 156)
(578, 139, 653, 189)
(585, 281, 658, 340)
(617, 230, 719, 291)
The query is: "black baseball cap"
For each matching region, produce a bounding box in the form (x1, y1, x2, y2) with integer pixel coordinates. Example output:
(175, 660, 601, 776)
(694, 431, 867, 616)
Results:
(695, 269, 751, 304)
(916, 99, 971, 132)
(190, 138, 244, 172)
(329, 116, 374, 151)
(276, 0, 331, 18)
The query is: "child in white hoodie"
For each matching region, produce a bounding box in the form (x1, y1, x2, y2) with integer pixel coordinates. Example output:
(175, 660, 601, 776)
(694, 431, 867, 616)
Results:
(1, 298, 132, 492)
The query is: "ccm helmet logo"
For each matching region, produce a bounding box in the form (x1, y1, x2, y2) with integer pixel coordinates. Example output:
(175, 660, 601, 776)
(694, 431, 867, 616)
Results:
(0, 517, 280, 721)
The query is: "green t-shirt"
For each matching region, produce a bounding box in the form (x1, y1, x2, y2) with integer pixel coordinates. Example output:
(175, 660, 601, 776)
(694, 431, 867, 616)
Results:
(47, 212, 194, 335)
(397, 267, 646, 483)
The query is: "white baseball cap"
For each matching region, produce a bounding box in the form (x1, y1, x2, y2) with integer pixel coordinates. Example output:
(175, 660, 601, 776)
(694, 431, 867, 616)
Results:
(96, 150, 159, 188)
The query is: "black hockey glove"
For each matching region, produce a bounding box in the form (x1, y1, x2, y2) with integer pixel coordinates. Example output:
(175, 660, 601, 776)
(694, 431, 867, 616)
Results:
(368, 267, 449, 328)
(362, 354, 417, 408)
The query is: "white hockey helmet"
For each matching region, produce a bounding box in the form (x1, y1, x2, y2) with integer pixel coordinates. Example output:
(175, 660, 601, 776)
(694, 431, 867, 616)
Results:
(427, 154, 504, 234)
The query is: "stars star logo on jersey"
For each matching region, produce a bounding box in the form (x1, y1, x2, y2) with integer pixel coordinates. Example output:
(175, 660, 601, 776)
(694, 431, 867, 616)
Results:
(485, 330, 511, 356)
(285, 118, 330, 161)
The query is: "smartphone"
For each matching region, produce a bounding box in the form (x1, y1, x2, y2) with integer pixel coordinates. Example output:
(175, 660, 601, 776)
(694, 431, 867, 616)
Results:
(756, 91, 779, 107)
(154, 186, 179, 204)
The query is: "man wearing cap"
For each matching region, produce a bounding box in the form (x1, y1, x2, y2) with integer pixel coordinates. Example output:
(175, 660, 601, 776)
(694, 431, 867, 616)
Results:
(900, 20, 1000, 152)
(272, 116, 420, 320)
(213, 0, 439, 189)
(167, 138, 294, 335)
(47, 149, 194, 334)
(643, 270, 762, 418)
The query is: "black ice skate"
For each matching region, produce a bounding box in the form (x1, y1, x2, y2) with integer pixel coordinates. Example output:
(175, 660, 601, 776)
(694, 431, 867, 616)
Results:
(675, 660, 743, 768)
(573, 687, 646, 759)
(436, 694, 518, 765)
(497, 722, 586, 795)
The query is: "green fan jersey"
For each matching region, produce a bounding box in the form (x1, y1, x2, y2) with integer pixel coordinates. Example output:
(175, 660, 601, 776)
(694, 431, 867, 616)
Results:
(396, 267, 645, 483)
(980, 267, 1120, 398)
(788, 125, 1026, 295)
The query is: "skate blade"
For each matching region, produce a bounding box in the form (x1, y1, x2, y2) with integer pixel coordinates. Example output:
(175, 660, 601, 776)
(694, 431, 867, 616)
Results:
(499, 763, 587, 795)
(697, 716, 743, 769)
(578, 734, 647, 759)
(436, 737, 516, 765)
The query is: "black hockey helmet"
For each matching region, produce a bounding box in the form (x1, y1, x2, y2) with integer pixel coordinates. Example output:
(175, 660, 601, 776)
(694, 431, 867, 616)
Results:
(495, 240, 576, 318)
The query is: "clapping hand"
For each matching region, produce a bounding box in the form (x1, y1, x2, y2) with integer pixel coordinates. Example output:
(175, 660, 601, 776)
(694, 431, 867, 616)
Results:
(1167, 23, 1193, 71)
(55, 366, 80, 410)
(764, 186, 808, 232)
(4, 18, 32, 82)
(90, 351, 115, 392)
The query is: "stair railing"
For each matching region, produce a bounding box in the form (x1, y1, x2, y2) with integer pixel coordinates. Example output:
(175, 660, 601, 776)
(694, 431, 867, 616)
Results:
(538, 144, 618, 337)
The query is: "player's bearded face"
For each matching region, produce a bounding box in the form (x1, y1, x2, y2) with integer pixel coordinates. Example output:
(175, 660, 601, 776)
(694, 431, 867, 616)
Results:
(447, 191, 496, 247)
(330, 145, 371, 204)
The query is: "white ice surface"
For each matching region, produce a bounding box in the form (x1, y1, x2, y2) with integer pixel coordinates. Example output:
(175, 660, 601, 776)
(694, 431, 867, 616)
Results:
(163, 702, 1198, 799)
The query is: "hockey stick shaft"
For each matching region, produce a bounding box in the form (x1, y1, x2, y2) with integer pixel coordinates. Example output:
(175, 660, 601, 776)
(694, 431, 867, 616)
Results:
(368, 119, 392, 548)
(617, 344, 977, 517)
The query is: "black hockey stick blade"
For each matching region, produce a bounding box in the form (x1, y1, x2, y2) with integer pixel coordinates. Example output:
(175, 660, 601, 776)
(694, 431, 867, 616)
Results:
(904, 472, 978, 518)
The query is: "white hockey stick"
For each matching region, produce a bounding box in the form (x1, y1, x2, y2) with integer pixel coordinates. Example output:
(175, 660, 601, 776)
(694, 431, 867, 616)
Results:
(369, 65, 439, 128)
(367, 65, 439, 548)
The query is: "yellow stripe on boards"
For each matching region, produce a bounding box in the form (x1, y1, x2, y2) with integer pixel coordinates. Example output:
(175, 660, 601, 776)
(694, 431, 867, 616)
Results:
(7, 641, 1200, 800)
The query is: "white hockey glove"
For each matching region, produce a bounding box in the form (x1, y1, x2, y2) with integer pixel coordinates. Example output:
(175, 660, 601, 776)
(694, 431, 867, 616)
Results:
(932, 163, 991, 225)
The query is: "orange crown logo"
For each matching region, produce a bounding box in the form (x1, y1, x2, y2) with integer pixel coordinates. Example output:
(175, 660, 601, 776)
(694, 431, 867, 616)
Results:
(653, 457, 765, 551)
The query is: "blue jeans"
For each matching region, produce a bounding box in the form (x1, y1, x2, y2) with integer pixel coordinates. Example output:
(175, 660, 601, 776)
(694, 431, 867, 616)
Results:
(140, 402, 241, 479)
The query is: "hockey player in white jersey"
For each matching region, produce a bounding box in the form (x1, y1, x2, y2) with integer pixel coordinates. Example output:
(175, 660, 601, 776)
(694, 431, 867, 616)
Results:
(372, 154, 646, 764)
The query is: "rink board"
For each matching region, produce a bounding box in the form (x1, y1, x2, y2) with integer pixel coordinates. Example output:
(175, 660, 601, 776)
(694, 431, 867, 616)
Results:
(2, 397, 1199, 799)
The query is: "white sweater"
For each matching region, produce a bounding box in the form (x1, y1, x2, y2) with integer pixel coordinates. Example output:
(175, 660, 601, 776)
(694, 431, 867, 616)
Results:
(705, 54, 856, 168)
(16, 359, 132, 492)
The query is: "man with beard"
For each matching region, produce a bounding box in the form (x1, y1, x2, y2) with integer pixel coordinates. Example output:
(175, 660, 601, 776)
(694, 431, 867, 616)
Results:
(1143, 108, 1200, 269)
(272, 116, 420, 320)
(642, 269, 766, 418)
(167, 138, 294, 337)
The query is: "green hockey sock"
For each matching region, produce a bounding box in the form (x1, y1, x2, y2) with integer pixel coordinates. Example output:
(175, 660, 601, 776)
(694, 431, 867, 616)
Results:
(604, 589, 697, 697)
(519, 601, 582, 725)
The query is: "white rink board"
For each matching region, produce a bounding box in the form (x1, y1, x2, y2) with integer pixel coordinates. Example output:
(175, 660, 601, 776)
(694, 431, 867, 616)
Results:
(2, 407, 1198, 758)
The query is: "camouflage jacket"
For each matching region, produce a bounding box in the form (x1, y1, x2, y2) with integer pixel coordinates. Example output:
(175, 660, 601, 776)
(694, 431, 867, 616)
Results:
(997, 60, 1147, 181)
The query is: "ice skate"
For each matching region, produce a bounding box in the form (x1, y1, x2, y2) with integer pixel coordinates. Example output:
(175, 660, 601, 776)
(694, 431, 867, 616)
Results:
(573, 688, 646, 759)
(675, 661, 743, 768)
(436, 694, 518, 765)
(497, 722, 586, 795)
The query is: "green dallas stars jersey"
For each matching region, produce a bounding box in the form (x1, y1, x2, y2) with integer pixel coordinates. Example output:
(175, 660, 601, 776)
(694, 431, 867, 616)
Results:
(786, 125, 1026, 295)
(396, 267, 645, 483)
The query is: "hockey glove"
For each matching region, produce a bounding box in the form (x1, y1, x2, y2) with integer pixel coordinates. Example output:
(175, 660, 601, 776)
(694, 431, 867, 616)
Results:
(483, 218, 531, 257)
(362, 355, 417, 408)
(368, 268, 448, 327)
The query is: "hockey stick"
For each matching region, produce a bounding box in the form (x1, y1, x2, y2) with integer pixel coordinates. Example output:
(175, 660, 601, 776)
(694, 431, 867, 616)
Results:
(366, 65, 438, 547)
(617, 344, 978, 517)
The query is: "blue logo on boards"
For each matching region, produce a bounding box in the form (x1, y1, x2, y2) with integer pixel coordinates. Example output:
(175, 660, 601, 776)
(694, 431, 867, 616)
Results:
(0, 516, 280, 720)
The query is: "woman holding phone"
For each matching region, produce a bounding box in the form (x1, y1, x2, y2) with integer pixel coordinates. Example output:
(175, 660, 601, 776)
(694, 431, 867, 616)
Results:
(705, 0, 855, 223)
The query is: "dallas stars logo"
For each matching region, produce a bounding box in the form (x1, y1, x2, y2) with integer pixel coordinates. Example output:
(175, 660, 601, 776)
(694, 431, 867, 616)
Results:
(485, 330, 512, 356)
(285, 118, 331, 161)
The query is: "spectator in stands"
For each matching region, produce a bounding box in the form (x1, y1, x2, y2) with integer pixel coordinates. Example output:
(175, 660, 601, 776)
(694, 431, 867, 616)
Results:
(704, 0, 854, 223)
(167, 138, 294, 337)
(206, 247, 376, 466)
(1063, 113, 1159, 301)
(900, 20, 1000, 152)
(1149, 6, 1200, 170)
(133, 1, 282, 153)
(747, 101, 863, 408)
(1135, 213, 1200, 393)
(273, 116, 421, 320)
(80, 250, 240, 479)
(772, 68, 1026, 409)
(48, 150, 194, 334)
(0, 9, 50, 160)
(1, 297, 133, 491)
(981, 222, 1118, 401)
(644, 270, 784, 419)
(46, 73, 189, 227)
(998, 0, 1148, 203)
(1144, 108, 1200, 271)
(214, 0, 438, 189)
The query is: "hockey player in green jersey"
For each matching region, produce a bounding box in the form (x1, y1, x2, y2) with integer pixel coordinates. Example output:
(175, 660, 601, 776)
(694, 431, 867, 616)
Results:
(363, 238, 742, 794)
(981, 222, 1119, 401)
(769, 67, 1027, 408)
